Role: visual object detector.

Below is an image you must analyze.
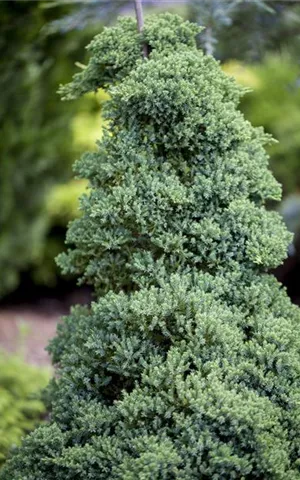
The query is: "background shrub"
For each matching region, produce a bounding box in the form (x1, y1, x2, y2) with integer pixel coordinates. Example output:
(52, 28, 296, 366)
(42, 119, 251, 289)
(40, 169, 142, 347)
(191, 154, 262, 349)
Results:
(0, 352, 49, 466)
(0, 1, 102, 297)
(224, 55, 300, 195)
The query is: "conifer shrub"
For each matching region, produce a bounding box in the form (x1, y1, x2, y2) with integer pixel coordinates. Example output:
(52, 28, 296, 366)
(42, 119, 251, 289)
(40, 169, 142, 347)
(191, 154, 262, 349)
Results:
(2, 14, 300, 479)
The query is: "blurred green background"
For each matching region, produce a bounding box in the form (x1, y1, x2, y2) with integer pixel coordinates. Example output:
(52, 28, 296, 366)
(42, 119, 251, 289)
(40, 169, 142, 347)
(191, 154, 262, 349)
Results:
(1, 0, 300, 464)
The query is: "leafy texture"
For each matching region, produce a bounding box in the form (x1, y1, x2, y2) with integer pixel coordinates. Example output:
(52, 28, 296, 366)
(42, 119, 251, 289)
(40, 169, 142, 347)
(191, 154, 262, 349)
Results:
(0, 353, 49, 467)
(2, 14, 300, 479)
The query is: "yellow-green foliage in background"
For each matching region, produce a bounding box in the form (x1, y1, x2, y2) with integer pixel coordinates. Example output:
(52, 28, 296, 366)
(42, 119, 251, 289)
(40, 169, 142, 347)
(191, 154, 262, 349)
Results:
(0, 1, 80, 298)
(224, 55, 300, 195)
(46, 179, 88, 226)
(0, 0, 108, 298)
(45, 89, 109, 226)
(0, 352, 50, 466)
(32, 90, 109, 286)
(72, 89, 109, 153)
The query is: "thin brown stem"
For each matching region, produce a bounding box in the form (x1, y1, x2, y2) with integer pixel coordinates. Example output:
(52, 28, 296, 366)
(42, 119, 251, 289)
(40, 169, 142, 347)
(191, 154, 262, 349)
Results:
(134, 0, 148, 57)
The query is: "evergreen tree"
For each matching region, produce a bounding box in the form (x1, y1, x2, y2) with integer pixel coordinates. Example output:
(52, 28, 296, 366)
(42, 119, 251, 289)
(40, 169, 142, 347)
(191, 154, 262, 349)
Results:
(2, 14, 300, 479)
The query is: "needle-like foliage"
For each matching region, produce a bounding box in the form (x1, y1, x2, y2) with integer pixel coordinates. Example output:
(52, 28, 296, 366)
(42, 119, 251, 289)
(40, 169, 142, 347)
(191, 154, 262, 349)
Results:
(2, 14, 300, 479)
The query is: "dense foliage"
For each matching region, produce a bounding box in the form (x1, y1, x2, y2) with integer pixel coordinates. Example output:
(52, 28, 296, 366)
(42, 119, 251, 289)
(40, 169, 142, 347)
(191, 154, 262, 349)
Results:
(0, 352, 49, 466)
(2, 14, 300, 479)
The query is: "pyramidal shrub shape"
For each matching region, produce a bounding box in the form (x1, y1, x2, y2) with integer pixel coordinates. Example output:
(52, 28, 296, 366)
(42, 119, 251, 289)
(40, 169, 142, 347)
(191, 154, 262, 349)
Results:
(2, 14, 300, 479)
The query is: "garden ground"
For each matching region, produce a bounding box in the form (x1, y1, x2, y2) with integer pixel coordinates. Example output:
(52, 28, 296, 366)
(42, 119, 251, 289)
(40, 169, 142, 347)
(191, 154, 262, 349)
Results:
(0, 307, 59, 366)
(0, 287, 91, 366)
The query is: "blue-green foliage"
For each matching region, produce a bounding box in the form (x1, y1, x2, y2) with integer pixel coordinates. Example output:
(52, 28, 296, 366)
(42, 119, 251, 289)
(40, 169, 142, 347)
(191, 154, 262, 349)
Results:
(2, 14, 300, 479)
